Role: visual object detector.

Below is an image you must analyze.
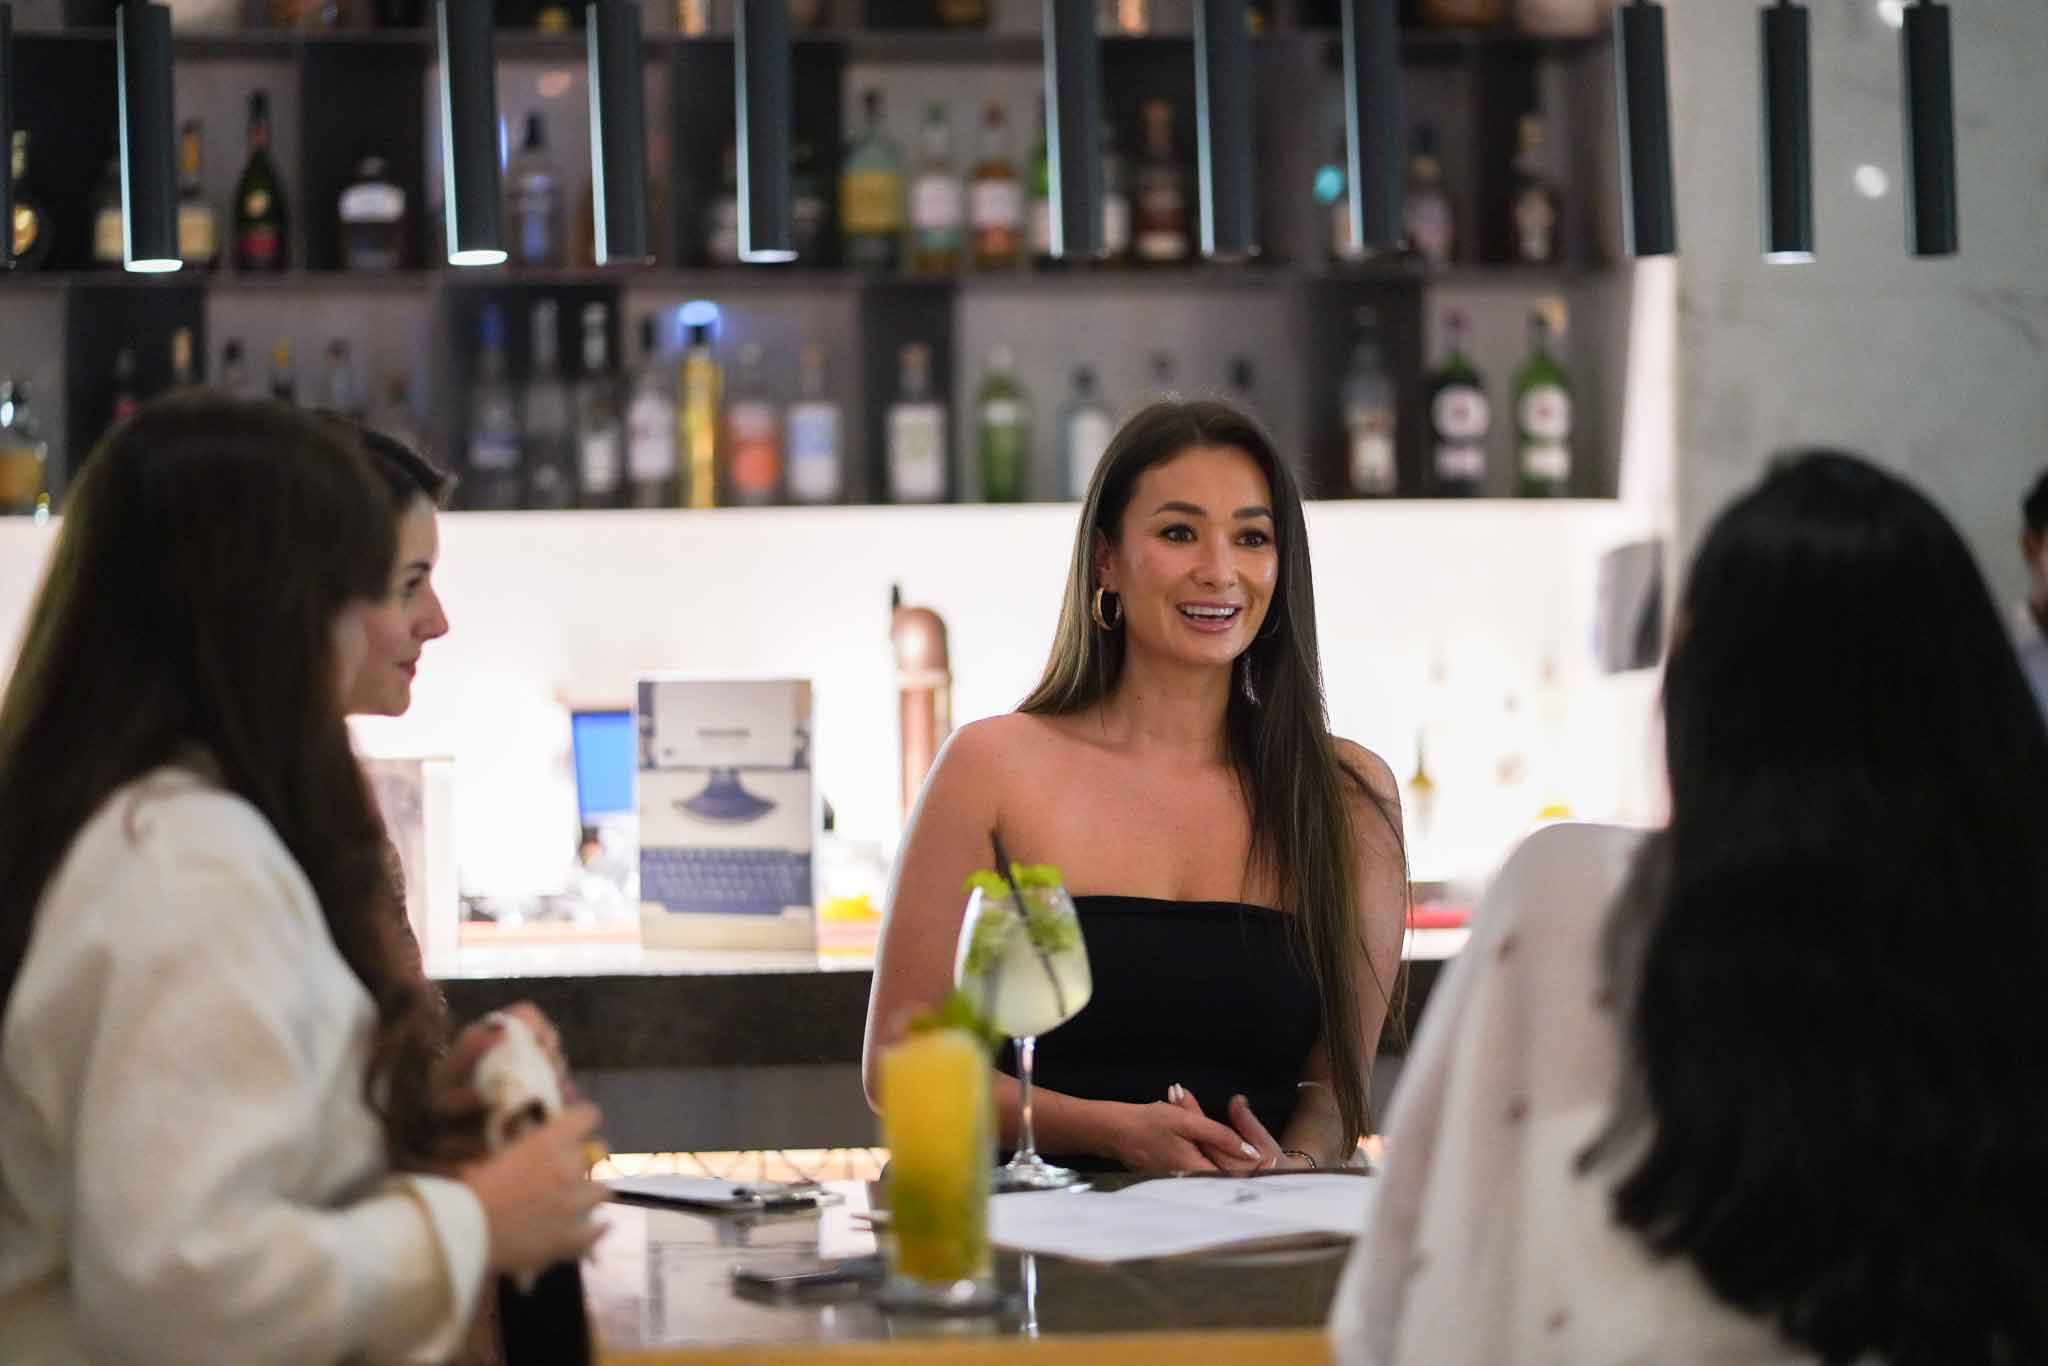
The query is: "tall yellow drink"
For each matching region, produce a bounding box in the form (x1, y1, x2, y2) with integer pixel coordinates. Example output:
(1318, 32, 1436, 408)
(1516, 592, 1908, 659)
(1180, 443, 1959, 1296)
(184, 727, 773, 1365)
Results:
(878, 1026, 995, 1309)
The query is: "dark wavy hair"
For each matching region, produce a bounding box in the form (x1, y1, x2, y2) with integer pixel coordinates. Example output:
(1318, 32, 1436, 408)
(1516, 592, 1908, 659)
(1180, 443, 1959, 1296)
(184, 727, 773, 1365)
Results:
(1584, 451, 2048, 1364)
(0, 395, 446, 1161)
(1019, 399, 1405, 1148)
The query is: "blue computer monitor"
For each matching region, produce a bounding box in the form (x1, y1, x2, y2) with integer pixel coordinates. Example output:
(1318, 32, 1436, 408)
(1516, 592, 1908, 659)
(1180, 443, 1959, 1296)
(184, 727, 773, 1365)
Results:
(570, 709, 636, 823)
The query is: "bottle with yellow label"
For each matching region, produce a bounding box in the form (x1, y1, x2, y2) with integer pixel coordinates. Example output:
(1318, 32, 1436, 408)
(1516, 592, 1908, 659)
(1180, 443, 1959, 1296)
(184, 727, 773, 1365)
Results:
(176, 121, 219, 271)
(9, 132, 50, 271)
(677, 319, 722, 509)
(841, 89, 904, 274)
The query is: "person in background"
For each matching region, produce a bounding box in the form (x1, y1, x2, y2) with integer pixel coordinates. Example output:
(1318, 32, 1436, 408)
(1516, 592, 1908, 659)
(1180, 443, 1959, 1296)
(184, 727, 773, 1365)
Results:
(2017, 470, 2048, 716)
(0, 397, 605, 1364)
(1330, 451, 2048, 1365)
(864, 400, 1408, 1175)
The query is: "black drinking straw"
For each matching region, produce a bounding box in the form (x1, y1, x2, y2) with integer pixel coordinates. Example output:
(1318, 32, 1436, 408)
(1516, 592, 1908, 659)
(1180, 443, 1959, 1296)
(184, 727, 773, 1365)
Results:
(989, 828, 1068, 1020)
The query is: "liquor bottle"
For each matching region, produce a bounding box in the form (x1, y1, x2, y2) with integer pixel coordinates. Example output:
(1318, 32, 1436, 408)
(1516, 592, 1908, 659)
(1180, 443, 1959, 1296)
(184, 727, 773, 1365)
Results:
(9, 132, 51, 271)
(1227, 356, 1258, 416)
(0, 378, 50, 518)
(723, 342, 781, 506)
(1419, 0, 1501, 27)
(705, 140, 740, 266)
(523, 300, 577, 510)
(507, 114, 565, 269)
(219, 339, 253, 398)
(785, 343, 842, 505)
(1343, 309, 1397, 497)
(936, 0, 986, 28)
(377, 373, 425, 453)
(841, 90, 904, 274)
(1428, 310, 1489, 497)
(791, 137, 829, 263)
(1148, 348, 1177, 399)
(176, 121, 219, 271)
(976, 344, 1029, 503)
(677, 320, 721, 509)
(1509, 113, 1561, 266)
(1403, 124, 1454, 269)
(1059, 366, 1114, 501)
(908, 103, 963, 277)
(324, 339, 364, 419)
(1320, 132, 1365, 265)
(1100, 116, 1131, 264)
(111, 348, 141, 425)
(1100, 0, 1147, 34)
(269, 339, 297, 403)
(967, 101, 1022, 271)
(1133, 99, 1188, 265)
(233, 92, 290, 271)
(92, 157, 124, 268)
(466, 305, 524, 510)
(575, 303, 623, 508)
(169, 328, 198, 390)
(887, 342, 947, 504)
(1027, 97, 1051, 266)
(625, 316, 678, 508)
(675, 0, 706, 35)
(1514, 302, 1572, 497)
(339, 156, 407, 270)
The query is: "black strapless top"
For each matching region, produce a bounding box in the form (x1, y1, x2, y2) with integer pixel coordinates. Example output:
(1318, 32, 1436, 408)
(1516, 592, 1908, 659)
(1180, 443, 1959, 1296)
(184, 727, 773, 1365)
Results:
(996, 895, 1321, 1172)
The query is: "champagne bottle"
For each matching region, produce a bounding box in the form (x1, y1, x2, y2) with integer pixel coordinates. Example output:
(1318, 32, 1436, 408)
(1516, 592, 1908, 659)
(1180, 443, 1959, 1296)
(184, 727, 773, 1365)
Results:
(233, 92, 290, 271)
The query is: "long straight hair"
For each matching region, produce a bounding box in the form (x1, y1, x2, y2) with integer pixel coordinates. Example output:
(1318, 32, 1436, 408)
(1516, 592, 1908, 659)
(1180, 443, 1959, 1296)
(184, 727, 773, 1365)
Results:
(1020, 400, 1403, 1147)
(1585, 451, 2048, 1364)
(0, 396, 445, 1160)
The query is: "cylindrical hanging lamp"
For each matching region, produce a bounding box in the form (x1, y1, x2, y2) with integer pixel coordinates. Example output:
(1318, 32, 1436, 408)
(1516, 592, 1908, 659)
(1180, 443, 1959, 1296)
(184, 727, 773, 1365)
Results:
(117, 2, 179, 273)
(736, 0, 794, 263)
(1340, 0, 1401, 254)
(1614, 0, 1677, 257)
(1195, 0, 1256, 261)
(1901, 0, 1956, 257)
(587, 0, 650, 266)
(1, 3, 14, 270)
(437, 0, 506, 267)
(1044, 0, 1102, 260)
(1760, 0, 1812, 263)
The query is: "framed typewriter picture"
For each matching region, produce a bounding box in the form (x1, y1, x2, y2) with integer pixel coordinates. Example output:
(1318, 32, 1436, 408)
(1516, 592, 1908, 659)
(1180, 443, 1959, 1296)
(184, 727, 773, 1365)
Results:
(636, 677, 819, 952)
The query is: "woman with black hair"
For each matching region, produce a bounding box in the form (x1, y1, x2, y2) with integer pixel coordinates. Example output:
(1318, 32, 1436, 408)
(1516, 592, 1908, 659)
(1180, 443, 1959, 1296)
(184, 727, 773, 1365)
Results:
(1332, 450, 2048, 1365)
(0, 398, 605, 1363)
(864, 400, 1409, 1175)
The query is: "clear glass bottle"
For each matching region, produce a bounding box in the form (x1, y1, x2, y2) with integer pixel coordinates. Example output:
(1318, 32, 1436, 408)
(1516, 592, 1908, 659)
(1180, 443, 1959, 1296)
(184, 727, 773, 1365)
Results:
(0, 378, 51, 519)
(908, 103, 963, 277)
(888, 342, 947, 504)
(466, 305, 524, 509)
(1403, 124, 1455, 269)
(575, 302, 623, 508)
(1509, 113, 1561, 266)
(1344, 308, 1397, 497)
(976, 344, 1029, 503)
(791, 136, 829, 263)
(1514, 301, 1572, 497)
(507, 114, 565, 269)
(176, 121, 219, 271)
(841, 89, 905, 274)
(8, 132, 51, 271)
(1133, 99, 1188, 265)
(324, 338, 363, 419)
(1428, 309, 1490, 497)
(1059, 366, 1114, 501)
(1100, 116, 1131, 264)
(219, 339, 254, 399)
(625, 315, 678, 508)
(377, 372, 424, 453)
(677, 319, 721, 509)
(968, 101, 1022, 271)
(169, 328, 198, 390)
(523, 299, 577, 510)
(268, 339, 297, 403)
(723, 342, 781, 506)
(706, 139, 740, 265)
(339, 155, 407, 270)
(785, 342, 842, 504)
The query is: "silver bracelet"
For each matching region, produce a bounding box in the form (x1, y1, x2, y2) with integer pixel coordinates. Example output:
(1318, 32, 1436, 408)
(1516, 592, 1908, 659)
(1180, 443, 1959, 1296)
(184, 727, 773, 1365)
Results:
(1281, 1148, 1318, 1169)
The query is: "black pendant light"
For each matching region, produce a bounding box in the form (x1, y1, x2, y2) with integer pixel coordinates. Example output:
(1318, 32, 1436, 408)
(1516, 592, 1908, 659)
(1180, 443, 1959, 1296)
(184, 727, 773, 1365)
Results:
(1760, 0, 1812, 263)
(437, 0, 506, 267)
(736, 0, 793, 263)
(587, 0, 650, 266)
(1195, 0, 1256, 261)
(1614, 0, 1676, 257)
(1901, 0, 1956, 257)
(1339, 0, 1401, 254)
(1044, 0, 1101, 259)
(1, 3, 14, 270)
(117, 2, 179, 273)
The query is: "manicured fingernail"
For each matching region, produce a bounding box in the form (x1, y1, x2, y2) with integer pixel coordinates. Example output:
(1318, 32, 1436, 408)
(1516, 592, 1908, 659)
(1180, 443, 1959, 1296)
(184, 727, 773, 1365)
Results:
(1241, 1142, 1260, 1160)
(1167, 1084, 1183, 1103)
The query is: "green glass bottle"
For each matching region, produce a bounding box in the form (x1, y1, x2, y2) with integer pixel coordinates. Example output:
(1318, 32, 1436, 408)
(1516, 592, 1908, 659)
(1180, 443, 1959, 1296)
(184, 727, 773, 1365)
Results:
(977, 344, 1029, 503)
(1514, 303, 1573, 498)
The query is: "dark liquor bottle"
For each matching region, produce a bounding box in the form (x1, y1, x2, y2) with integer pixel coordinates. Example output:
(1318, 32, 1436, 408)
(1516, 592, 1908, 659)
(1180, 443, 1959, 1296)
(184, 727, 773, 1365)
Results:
(1427, 310, 1490, 497)
(1133, 99, 1188, 265)
(506, 114, 565, 269)
(1509, 114, 1561, 266)
(111, 348, 141, 426)
(233, 92, 290, 272)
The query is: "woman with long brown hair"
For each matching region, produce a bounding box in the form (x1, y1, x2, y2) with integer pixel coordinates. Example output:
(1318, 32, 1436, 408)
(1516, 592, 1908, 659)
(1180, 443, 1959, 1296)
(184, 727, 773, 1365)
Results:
(0, 397, 602, 1363)
(863, 399, 1408, 1174)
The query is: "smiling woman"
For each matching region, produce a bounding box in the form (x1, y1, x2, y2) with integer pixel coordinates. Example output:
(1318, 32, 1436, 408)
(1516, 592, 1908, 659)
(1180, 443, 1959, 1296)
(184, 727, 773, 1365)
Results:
(335, 425, 456, 720)
(863, 400, 1410, 1178)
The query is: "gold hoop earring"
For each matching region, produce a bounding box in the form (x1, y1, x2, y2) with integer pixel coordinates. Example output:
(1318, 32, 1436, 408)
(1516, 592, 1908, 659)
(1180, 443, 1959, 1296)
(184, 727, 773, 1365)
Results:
(1091, 587, 1123, 632)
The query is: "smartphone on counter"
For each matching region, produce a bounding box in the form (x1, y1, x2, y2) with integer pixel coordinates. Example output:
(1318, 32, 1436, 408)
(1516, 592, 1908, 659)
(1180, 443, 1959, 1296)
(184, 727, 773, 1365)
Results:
(731, 1254, 884, 1298)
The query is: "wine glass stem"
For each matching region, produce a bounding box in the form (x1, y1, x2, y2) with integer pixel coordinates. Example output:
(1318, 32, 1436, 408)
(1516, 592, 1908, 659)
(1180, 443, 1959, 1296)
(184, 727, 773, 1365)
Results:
(1016, 1035, 1040, 1160)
